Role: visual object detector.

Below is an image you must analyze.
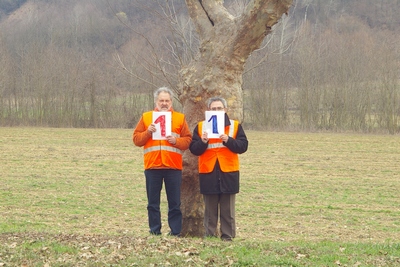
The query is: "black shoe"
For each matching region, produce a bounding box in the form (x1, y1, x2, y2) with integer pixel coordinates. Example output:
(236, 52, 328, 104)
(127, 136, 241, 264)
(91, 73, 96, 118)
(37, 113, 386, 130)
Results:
(221, 237, 233, 242)
(168, 231, 181, 237)
(149, 231, 161, 236)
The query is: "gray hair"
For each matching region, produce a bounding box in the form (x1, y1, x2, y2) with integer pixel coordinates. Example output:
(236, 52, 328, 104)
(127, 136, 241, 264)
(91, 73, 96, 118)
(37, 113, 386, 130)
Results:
(206, 97, 227, 109)
(154, 87, 174, 101)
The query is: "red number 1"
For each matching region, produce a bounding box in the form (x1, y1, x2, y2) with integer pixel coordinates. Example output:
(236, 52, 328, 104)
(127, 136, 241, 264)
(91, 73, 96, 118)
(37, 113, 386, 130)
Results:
(154, 115, 166, 137)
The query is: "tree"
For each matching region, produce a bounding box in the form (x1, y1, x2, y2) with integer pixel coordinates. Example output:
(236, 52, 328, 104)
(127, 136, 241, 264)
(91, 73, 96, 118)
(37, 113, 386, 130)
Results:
(179, 0, 293, 237)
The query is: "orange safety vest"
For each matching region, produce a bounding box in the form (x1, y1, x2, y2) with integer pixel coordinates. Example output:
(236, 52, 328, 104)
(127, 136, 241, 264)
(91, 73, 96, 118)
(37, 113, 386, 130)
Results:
(143, 111, 185, 170)
(198, 119, 239, 173)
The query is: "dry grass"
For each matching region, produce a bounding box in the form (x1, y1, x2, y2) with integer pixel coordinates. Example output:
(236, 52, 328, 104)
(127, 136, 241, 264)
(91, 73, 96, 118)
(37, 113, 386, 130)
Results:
(1, 127, 400, 266)
(1, 128, 399, 242)
(1, 127, 146, 236)
(238, 131, 400, 243)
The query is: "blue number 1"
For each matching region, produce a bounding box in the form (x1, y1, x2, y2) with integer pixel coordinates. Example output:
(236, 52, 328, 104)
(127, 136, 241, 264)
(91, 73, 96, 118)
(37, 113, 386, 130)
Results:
(208, 115, 218, 134)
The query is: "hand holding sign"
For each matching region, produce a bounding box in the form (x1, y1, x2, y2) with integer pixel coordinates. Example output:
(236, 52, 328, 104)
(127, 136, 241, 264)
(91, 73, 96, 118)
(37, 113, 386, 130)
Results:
(152, 111, 172, 140)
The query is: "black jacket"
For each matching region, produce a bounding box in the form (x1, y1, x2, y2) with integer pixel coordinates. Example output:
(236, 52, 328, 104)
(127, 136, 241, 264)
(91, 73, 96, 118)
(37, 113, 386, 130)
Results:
(189, 113, 248, 194)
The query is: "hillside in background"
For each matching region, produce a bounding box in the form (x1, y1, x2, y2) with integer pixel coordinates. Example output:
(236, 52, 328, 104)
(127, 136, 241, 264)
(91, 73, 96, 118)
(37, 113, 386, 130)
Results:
(1, 0, 400, 29)
(1, 0, 399, 64)
(0, 0, 26, 19)
(0, 0, 399, 132)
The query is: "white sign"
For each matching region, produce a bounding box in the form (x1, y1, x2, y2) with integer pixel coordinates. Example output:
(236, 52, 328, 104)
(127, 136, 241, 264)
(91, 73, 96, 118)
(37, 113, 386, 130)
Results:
(152, 111, 172, 140)
(203, 111, 225, 139)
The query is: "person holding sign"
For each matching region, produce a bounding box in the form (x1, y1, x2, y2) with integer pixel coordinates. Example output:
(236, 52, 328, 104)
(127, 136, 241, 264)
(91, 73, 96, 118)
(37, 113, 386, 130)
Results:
(133, 87, 192, 237)
(189, 97, 248, 241)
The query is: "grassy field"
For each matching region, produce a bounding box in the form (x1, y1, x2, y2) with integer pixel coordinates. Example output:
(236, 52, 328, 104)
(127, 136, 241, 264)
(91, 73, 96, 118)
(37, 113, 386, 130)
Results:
(1, 127, 399, 266)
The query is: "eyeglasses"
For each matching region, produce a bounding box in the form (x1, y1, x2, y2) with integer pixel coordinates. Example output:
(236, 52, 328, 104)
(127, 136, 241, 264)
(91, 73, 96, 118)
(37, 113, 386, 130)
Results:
(210, 107, 225, 111)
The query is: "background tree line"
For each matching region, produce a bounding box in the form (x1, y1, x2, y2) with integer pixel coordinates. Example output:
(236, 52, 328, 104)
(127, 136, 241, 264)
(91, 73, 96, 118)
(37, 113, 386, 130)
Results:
(0, 0, 399, 133)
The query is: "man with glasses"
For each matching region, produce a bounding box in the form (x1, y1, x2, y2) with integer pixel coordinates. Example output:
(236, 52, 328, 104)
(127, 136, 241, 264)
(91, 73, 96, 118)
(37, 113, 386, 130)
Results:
(189, 97, 248, 241)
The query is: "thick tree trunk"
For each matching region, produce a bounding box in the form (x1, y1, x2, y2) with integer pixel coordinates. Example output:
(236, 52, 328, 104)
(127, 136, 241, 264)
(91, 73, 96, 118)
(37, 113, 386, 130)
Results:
(180, 53, 244, 237)
(180, 0, 293, 237)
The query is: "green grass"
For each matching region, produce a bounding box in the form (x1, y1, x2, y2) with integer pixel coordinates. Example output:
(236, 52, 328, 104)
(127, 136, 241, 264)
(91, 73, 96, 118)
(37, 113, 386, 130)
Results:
(1, 127, 400, 266)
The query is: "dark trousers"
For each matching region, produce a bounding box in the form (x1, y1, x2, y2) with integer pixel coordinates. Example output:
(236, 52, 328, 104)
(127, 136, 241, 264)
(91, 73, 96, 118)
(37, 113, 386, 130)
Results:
(145, 169, 182, 235)
(203, 193, 236, 240)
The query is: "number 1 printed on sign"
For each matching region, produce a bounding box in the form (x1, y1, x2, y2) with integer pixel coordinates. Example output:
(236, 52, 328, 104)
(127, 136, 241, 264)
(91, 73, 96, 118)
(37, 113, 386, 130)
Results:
(204, 111, 224, 139)
(208, 115, 219, 134)
(152, 111, 172, 140)
(154, 114, 166, 137)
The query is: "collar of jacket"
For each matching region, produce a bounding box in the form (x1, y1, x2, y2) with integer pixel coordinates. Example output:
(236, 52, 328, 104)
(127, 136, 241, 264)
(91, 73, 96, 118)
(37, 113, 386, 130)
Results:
(224, 113, 231, 127)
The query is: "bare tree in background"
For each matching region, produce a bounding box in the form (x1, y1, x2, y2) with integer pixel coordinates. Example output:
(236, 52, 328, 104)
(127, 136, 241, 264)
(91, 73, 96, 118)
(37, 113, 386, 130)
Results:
(180, 0, 293, 237)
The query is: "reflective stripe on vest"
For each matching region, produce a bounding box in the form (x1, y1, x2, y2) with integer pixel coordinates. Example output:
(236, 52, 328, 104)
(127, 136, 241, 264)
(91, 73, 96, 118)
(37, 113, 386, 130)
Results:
(144, 145, 183, 155)
(207, 143, 225, 149)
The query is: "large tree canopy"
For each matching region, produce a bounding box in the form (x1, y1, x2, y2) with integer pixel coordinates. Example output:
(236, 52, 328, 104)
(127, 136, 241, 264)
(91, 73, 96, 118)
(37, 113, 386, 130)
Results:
(179, 0, 293, 237)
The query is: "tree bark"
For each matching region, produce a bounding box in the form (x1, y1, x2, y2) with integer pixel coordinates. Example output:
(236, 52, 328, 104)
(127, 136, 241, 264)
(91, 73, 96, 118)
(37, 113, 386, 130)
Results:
(179, 0, 293, 237)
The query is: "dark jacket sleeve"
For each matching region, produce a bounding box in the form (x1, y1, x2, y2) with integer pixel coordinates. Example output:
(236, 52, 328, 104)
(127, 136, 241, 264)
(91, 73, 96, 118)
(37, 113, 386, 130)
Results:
(223, 124, 248, 154)
(189, 125, 208, 156)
